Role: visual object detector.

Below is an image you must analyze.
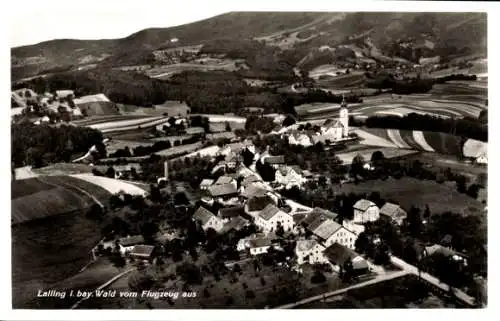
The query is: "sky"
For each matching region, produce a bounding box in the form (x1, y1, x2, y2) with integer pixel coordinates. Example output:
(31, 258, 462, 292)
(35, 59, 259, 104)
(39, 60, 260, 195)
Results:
(9, 0, 496, 48)
(10, 0, 227, 47)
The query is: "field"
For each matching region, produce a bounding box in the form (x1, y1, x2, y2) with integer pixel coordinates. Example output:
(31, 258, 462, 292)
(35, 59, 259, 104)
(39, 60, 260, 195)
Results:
(338, 177, 484, 216)
(31, 163, 95, 176)
(335, 147, 418, 165)
(353, 127, 473, 157)
(12, 210, 102, 308)
(71, 174, 148, 196)
(146, 60, 242, 80)
(11, 176, 112, 225)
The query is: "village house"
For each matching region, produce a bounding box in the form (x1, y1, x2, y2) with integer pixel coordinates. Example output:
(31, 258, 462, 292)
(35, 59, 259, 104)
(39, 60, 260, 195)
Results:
(55, 90, 75, 99)
(255, 204, 294, 234)
(192, 206, 224, 232)
(102, 235, 145, 256)
(240, 183, 269, 199)
(129, 245, 156, 261)
(275, 165, 306, 189)
(199, 178, 214, 190)
(241, 174, 261, 189)
(295, 239, 327, 265)
(220, 216, 250, 234)
(218, 205, 246, 223)
(263, 155, 285, 169)
(379, 202, 407, 226)
(245, 194, 277, 217)
(207, 183, 239, 205)
(307, 216, 357, 249)
(288, 132, 313, 147)
(248, 238, 274, 256)
(476, 152, 487, 165)
(214, 175, 237, 188)
(320, 119, 344, 141)
(424, 244, 468, 267)
(323, 243, 369, 275)
(352, 199, 380, 224)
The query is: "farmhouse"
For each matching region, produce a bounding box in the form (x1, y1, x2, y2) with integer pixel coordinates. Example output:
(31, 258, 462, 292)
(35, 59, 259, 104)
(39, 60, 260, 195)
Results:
(247, 237, 275, 256)
(106, 235, 145, 255)
(476, 153, 487, 165)
(214, 175, 237, 188)
(275, 165, 306, 189)
(255, 204, 294, 234)
(288, 132, 313, 147)
(185, 127, 205, 135)
(295, 239, 327, 265)
(220, 216, 249, 234)
(323, 243, 369, 275)
(424, 244, 468, 266)
(307, 216, 357, 249)
(246, 194, 276, 214)
(240, 183, 268, 199)
(263, 155, 285, 167)
(199, 178, 214, 190)
(241, 174, 261, 188)
(353, 199, 380, 224)
(218, 205, 245, 222)
(208, 183, 238, 202)
(56, 90, 74, 99)
(129, 245, 156, 261)
(379, 202, 407, 226)
(193, 206, 224, 232)
(157, 100, 190, 117)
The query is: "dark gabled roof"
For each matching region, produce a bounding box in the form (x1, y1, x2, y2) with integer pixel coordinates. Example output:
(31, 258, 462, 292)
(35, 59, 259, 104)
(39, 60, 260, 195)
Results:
(313, 220, 342, 241)
(208, 183, 238, 197)
(193, 206, 216, 225)
(241, 184, 268, 199)
(258, 204, 282, 221)
(220, 216, 249, 233)
(323, 243, 362, 267)
(219, 205, 245, 218)
(380, 202, 406, 219)
(118, 235, 145, 247)
(353, 199, 377, 211)
(263, 155, 285, 164)
(242, 175, 261, 187)
(247, 195, 275, 212)
(247, 237, 272, 248)
(293, 213, 307, 224)
(215, 175, 234, 185)
(130, 245, 155, 257)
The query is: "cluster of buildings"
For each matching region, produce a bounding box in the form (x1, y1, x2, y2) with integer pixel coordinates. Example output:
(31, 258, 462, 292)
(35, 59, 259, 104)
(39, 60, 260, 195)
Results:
(11, 87, 116, 124)
(181, 140, 417, 275)
(272, 96, 350, 147)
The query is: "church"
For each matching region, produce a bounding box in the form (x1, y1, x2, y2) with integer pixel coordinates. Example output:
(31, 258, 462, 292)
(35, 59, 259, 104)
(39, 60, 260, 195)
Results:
(287, 95, 350, 146)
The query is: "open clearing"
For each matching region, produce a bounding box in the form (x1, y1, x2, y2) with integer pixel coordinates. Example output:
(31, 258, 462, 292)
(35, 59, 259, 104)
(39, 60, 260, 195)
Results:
(338, 177, 483, 216)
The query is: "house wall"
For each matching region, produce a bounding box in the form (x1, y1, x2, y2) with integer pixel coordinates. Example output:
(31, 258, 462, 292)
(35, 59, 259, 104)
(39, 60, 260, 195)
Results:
(324, 228, 357, 249)
(250, 246, 270, 256)
(256, 212, 294, 234)
(203, 216, 224, 232)
(353, 206, 379, 223)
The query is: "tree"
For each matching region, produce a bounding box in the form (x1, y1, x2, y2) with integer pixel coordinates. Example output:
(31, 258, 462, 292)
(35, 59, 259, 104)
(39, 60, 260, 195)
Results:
(282, 115, 296, 127)
(406, 206, 423, 237)
(109, 251, 126, 270)
(371, 150, 385, 166)
(423, 204, 431, 220)
(241, 148, 255, 167)
(105, 166, 116, 178)
(311, 271, 326, 284)
(225, 121, 231, 132)
(350, 154, 365, 178)
(276, 223, 285, 237)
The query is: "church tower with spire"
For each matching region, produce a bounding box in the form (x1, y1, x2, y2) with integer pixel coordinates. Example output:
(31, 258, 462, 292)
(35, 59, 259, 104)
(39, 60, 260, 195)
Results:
(339, 94, 349, 137)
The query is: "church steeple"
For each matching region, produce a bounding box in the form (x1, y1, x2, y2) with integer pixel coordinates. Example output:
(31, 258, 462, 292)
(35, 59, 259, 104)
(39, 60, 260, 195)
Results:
(341, 93, 347, 108)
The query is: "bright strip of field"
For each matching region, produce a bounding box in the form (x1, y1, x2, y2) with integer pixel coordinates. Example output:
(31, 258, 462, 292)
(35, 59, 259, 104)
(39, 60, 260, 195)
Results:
(97, 118, 173, 133)
(72, 115, 152, 126)
(87, 116, 164, 131)
(335, 147, 418, 165)
(462, 139, 487, 158)
(387, 129, 412, 149)
(399, 130, 424, 150)
(413, 131, 436, 152)
(353, 128, 397, 148)
(70, 174, 148, 196)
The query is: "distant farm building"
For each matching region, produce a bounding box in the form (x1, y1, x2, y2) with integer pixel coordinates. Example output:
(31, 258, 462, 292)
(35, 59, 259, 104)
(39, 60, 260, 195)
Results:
(74, 94, 119, 116)
(156, 100, 190, 117)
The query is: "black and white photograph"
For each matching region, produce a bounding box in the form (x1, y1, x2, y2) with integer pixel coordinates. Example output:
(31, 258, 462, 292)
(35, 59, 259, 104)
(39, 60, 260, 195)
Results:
(6, 0, 490, 313)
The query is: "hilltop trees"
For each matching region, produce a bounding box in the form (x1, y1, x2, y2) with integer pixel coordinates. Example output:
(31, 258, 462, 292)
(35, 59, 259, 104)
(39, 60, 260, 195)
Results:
(11, 122, 104, 167)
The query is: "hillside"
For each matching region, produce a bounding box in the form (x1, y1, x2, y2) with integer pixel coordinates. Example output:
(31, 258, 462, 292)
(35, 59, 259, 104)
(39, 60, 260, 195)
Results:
(12, 12, 486, 81)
